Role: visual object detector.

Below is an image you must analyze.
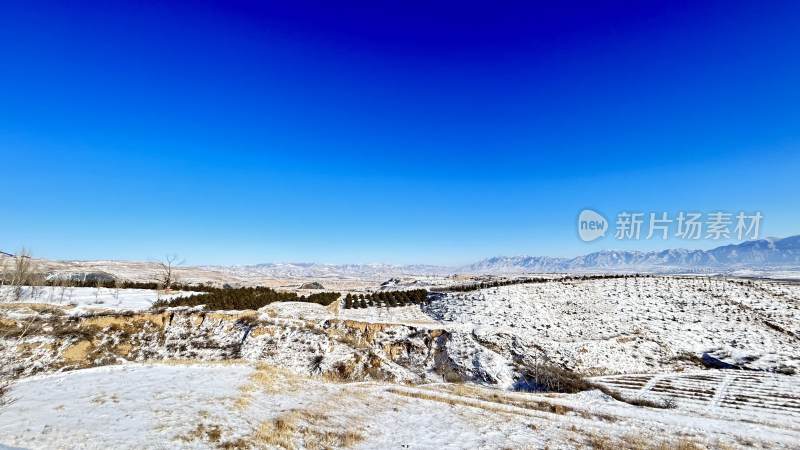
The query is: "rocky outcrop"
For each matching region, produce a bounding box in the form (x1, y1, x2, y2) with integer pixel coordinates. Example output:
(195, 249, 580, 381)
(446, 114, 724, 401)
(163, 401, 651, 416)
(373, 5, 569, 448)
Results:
(0, 309, 498, 385)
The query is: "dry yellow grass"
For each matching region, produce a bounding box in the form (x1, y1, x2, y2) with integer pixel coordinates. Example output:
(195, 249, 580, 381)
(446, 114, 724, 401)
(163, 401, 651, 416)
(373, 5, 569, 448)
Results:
(62, 340, 93, 362)
(235, 363, 305, 410)
(230, 366, 368, 449)
(249, 409, 363, 450)
(428, 384, 576, 416)
(177, 423, 224, 445)
(426, 385, 709, 449)
(584, 432, 706, 450)
(175, 363, 360, 450)
(0, 302, 68, 314)
(386, 387, 525, 418)
(252, 415, 296, 449)
(154, 358, 248, 366)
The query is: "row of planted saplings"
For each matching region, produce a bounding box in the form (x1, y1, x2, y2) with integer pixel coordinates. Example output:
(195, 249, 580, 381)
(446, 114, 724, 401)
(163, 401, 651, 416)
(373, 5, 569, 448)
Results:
(432, 273, 649, 293)
(343, 289, 428, 309)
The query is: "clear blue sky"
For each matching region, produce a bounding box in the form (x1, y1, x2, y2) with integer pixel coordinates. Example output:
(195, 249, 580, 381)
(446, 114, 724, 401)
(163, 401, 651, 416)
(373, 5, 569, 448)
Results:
(1, 1, 798, 265)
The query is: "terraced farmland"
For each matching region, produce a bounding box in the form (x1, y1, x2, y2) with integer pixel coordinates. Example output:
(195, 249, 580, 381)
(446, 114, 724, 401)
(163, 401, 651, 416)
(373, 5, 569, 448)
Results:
(592, 370, 800, 429)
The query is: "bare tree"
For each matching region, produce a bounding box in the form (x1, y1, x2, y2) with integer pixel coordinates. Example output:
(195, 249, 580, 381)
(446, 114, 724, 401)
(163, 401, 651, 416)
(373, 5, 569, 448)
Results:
(2, 248, 36, 302)
(55, 276, 72, 305)
(0, 256, 8, 291)
(113, 276, 123, 306)
(94, 277, 105, 304)
(157, 254, 183, 293)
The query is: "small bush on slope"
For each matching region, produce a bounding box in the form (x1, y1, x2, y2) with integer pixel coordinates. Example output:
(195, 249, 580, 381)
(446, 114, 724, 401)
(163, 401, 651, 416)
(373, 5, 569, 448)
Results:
(0, 381, 11, 409)
(152, 286, 340, 310)
(521, 363, 675, 409)
(522, 363, 591, 393)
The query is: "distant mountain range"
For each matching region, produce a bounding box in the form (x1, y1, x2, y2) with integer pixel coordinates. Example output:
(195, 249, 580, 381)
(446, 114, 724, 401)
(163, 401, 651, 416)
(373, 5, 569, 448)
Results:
(201, 262, 449, 280)
(209, 235, 800, 278)
(462, 235, 800, 274)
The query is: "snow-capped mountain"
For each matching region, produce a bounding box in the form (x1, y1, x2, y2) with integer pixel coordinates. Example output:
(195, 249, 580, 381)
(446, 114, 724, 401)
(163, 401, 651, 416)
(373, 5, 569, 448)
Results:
(199, 262, 449, 279)
(464, 256, 569, 273)
(463, 235, 800, 273)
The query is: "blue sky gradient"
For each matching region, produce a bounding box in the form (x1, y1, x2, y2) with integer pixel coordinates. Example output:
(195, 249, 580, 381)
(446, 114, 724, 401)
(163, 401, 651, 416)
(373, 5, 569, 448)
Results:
(1, 1, 798, 265)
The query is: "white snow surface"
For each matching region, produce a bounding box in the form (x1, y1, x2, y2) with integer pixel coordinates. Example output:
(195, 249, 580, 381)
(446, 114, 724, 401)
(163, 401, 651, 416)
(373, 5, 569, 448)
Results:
(2, 363, 798, 449)
(0, 286, 200, 314)
(0, 363, 252, 449)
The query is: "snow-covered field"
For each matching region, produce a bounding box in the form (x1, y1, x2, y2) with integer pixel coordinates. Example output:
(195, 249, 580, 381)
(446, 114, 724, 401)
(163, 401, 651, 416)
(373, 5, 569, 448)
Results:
(0, 286, 200, 314)
(337, 303, 440, 327)
(2, 362, 798, 449)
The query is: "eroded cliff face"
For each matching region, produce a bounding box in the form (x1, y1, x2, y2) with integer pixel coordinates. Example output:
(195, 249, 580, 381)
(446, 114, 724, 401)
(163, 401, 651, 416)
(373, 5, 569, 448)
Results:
(0, 308, 510, 385)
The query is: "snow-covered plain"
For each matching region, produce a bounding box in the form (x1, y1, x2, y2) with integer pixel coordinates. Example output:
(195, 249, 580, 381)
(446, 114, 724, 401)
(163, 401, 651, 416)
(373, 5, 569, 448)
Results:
(0, 286, 200, 314)
(2, 362, 798, 449)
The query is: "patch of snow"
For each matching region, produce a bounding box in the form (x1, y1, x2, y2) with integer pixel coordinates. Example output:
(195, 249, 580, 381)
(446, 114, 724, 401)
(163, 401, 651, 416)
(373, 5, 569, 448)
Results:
(0, 286, 201, 314)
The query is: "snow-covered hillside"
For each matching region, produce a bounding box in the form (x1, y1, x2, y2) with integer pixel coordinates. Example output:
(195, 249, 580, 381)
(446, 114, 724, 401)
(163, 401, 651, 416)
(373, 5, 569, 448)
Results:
(424, 276, 800, 374)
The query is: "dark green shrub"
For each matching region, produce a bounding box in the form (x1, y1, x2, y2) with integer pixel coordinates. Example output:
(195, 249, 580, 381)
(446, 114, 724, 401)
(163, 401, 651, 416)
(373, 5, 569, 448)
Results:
(152, 286, 340, 310)
(344, 294, 353, 309)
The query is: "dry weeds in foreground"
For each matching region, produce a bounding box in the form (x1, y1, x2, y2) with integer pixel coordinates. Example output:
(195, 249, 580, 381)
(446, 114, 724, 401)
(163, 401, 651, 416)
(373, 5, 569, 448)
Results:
(251, 409, 363, 450)
(173, 362, 364, 449)
(389, 385, 717, 450)
(387, 386, 574, 418)
(228, 363, 365, 449)
(234, 363, 304, 410)
(585, 432, 709, 450)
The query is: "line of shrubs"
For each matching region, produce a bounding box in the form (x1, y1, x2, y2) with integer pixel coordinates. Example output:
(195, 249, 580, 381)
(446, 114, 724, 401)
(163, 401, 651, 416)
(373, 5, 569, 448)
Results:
(151, 286, 341, 310)
(433, 274, 650, 292)
(343, 289, 428, 309)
